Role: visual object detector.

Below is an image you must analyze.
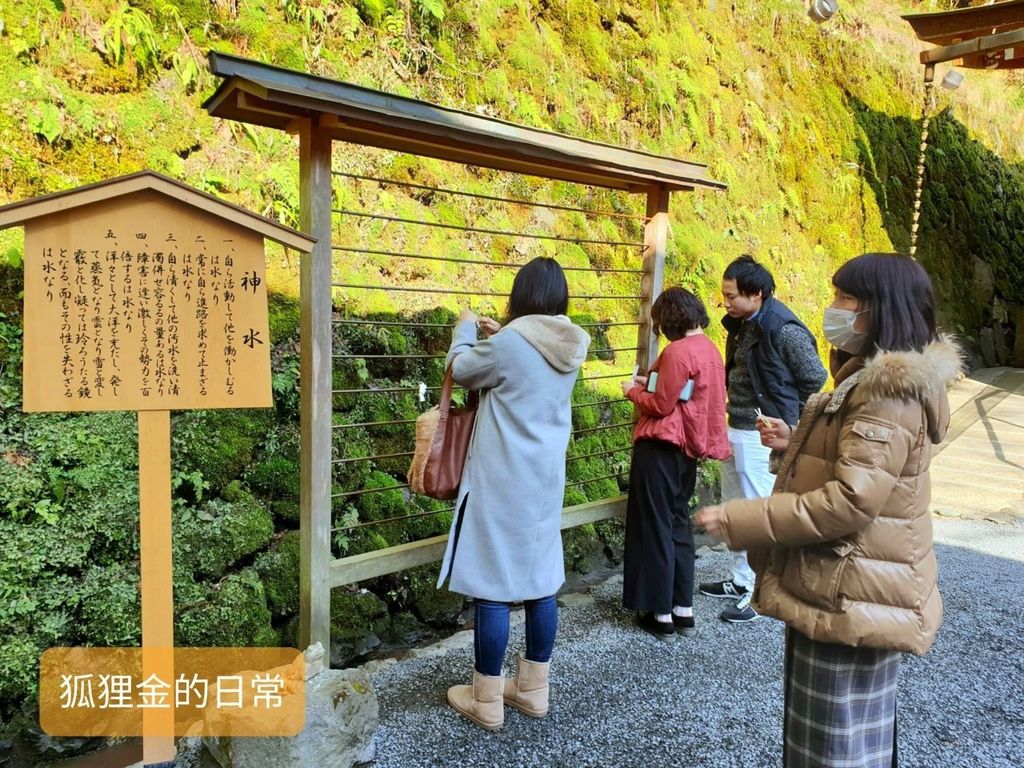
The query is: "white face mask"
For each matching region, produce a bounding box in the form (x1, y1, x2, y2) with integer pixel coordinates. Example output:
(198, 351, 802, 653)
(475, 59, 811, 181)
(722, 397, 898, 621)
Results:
(823, 307, 868, 353)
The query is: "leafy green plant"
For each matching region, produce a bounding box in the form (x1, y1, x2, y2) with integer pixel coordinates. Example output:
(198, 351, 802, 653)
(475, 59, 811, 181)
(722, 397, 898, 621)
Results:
(100, 2, 160, 72)
(4, 24, 35, 60)
(0, 312, 23, 410)
(27, 102, 62, 145)
(172, 468, 211, 506)
(337, 3, 362, 41)
(281, 0, 327, 38)
(416, 0, 444, 24)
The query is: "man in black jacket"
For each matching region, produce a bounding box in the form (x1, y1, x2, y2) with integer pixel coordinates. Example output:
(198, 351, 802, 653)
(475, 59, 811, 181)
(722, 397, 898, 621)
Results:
(699, 255, 827, 622)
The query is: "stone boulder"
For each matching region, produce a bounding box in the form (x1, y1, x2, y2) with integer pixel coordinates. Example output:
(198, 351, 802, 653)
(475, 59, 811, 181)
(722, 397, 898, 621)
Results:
(203, 644, 378, 768)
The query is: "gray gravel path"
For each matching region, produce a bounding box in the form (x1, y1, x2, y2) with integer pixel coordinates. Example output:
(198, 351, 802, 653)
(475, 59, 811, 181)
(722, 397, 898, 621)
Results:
(367, 518, 1024, 768)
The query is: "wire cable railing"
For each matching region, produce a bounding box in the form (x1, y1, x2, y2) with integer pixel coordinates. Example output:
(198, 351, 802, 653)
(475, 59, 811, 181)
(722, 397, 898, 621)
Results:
(333, 209, 647, 248)
(332, 282, 643, 301)
(331, 245, 647, 275)
(332, 171, 650, 222)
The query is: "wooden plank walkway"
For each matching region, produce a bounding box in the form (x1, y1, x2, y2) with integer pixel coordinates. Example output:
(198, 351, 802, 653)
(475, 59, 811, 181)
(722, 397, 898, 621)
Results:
(930, 367, 1024, 522)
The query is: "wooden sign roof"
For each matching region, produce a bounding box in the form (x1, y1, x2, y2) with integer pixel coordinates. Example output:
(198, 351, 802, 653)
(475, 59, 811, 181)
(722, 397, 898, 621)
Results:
(203, 52, 725, 194)
(0, 170, 316, 251)
(903, 0, 1024, 69)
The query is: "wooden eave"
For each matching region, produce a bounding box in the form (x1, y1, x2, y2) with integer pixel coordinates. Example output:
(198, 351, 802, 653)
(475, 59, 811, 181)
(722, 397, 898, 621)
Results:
(902, 0, 1024, 43)
(203, 52, 725, 194)
(903, 0, 1024, 69)
(0, 170, 316, 251)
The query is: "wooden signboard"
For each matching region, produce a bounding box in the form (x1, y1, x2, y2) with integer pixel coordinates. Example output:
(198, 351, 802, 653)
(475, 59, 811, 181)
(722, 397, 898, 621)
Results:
(0, 172, 315, 767)
(22, 191, 272, 412)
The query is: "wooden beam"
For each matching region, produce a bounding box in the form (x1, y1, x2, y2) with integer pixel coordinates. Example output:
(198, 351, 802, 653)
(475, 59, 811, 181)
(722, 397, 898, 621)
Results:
(298, 118, 334, 653)
(636, 186, 671, 375)
(903, 0, 1024, 44)
(920, 28, 1024, 65)
(329, 497, 627, 588)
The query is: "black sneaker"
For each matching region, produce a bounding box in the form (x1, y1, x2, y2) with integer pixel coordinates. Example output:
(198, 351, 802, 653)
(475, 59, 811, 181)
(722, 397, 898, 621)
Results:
(719, 592, 761, 623)
(637, 612, 676, 640)
(671, 614, 696, 637)
(699, 579, 751, 600)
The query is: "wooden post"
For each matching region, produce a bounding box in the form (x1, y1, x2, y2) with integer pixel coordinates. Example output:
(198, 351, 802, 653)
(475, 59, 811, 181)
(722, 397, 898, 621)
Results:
(299, 117, 334, 652)
(636, 185, 671, 373)
(139, 410, 175, 766)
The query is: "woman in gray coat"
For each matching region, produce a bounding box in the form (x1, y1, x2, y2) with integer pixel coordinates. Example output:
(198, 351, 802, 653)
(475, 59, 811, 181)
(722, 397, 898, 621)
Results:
(437, 257, 590, 731)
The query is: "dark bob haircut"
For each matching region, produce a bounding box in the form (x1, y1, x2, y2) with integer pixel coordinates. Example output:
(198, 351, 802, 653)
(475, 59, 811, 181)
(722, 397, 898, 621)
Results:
(832, 253, 938, 356)
(651, 287, 710, 340)
(506, 257, 569, 321)
(723, 254, 775, 300)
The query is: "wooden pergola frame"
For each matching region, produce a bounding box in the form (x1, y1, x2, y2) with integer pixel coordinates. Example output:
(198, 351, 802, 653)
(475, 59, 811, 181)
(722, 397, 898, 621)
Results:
(203, 52, 724, 652)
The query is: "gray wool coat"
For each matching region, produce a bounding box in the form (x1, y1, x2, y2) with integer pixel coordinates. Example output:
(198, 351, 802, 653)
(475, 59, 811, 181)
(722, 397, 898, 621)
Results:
(435, 314, 590, 602)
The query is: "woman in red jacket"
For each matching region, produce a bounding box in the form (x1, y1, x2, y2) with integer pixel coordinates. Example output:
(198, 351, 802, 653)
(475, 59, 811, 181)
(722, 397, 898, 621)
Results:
(621, 287, 730, 639)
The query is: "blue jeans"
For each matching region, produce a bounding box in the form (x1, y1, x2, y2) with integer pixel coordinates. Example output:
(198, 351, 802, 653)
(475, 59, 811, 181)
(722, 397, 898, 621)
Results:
(473, 595, 558, 677)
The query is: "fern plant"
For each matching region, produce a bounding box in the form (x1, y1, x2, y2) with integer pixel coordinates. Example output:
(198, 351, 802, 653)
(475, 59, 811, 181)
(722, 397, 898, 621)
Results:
(100, 2, 160, 73)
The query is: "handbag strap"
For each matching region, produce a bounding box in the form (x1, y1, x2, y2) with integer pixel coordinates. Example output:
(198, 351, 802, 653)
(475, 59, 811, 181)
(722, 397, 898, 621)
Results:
(439, 363, 479, 419)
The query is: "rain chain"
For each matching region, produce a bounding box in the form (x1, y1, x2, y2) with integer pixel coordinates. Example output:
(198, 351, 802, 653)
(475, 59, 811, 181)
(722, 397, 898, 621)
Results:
(909, 77, 936, 259)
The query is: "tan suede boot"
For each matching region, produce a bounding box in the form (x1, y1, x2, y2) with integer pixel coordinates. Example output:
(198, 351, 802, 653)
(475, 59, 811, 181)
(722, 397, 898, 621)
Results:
(447, 670, 504, 730)
(503, 656, 549, 718)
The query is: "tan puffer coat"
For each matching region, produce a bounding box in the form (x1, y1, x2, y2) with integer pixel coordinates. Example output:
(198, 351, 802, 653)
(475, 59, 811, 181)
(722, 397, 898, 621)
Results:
(718, 337, 962, 654)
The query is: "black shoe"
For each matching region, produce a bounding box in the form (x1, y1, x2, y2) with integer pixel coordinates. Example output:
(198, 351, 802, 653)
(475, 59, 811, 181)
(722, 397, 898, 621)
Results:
(636, 611, 675, 640)
(671, 614, 696, 637)
(719, 592, 761, 623)
(699, 579, 751, 600)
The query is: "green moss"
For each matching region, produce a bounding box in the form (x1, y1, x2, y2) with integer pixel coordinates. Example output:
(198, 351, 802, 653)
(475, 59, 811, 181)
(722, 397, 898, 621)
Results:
(594, 518, 625, 564)
(330, 586, 389, 640)
(172, 409, 274, 494)
(174, 494, 275, 579)
(402, 564, 466, 626)
(561, 524, 606, 574)
(247, 455, 301, 523)
(254, 531, 301, 617)
(268, 291, 301, 343)
(176, 569, 277, 647)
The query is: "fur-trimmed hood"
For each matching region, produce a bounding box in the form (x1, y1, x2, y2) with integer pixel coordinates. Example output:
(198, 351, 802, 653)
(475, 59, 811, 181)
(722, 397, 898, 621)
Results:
(503, 314, 590, 373)
(832, 335, 963, 444)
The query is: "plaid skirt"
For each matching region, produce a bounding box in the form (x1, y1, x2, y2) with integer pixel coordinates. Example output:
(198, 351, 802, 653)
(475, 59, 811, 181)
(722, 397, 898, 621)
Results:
(784, 628, 900, 768)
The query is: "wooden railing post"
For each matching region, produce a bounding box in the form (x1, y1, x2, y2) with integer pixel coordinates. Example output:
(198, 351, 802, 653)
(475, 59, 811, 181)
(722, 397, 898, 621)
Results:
(636, 186, 671, 373)
(299, 117, 334, 652)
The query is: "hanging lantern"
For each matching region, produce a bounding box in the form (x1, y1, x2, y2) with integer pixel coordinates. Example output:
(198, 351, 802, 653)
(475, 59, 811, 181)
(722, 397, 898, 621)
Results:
(809, 0, 839, 23)
(941, 70, 964, 90)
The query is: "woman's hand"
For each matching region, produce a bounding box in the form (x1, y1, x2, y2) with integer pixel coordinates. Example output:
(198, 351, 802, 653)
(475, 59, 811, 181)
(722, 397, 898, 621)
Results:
(695, 505, 725, 539)
(757, 415, 792, 451)
(620, 375, 645, 397)
(458, 308, 477, 323)
(478, 317, 502, 337)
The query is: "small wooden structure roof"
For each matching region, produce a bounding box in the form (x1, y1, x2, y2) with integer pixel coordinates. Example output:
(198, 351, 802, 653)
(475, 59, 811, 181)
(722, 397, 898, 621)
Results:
(0, 170, 316, 251)
(203, 52, 724, 194)
(903, 0, 1024, 69)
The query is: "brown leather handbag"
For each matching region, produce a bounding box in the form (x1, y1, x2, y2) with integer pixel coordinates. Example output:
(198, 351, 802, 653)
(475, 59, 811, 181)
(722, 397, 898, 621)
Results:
(408, 363, 479, 500)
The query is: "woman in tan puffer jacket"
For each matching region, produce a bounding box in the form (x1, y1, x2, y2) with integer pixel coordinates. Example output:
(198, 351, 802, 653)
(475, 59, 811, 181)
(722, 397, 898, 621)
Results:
(697, 253, 962, 768)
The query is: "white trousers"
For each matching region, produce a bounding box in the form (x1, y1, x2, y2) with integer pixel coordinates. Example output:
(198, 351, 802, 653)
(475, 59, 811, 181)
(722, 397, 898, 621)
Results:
(720, 427, 775, 590)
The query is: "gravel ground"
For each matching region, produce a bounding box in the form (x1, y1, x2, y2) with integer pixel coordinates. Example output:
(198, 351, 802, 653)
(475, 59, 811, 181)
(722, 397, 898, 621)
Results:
(367, 517, 1024, 768)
